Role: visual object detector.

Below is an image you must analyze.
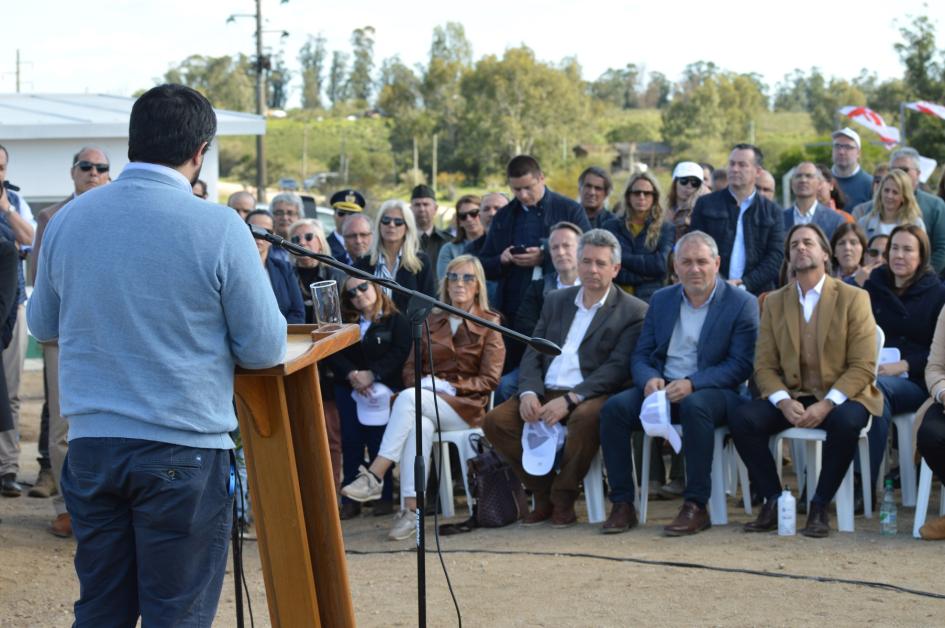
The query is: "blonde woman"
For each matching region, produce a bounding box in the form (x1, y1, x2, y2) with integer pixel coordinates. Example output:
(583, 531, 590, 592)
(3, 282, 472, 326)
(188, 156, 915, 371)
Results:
(858, 169, 925, 239)
(288, 219, 341, 324)
(341, 255, 505, 540)
(355, 199, 436, 311)
(602, 172, 674, 302)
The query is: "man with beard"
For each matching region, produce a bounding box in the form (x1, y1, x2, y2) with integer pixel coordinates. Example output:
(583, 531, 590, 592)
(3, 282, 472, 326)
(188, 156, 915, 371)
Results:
(729, 223, 881, 538)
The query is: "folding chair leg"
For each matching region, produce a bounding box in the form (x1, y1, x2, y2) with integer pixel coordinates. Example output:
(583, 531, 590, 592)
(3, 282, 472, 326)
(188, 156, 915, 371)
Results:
(914, 460, 933, 538)
(640, 434, 652, 524)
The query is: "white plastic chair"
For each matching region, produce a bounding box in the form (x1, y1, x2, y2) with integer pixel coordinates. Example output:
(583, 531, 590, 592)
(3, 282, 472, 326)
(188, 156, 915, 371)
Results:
(638, 425, 734, 525)
(429, 427, 484, 518)
(890, 412, 918, 507)
(912, 458, 945, 538)
(582, 449, 606, 524)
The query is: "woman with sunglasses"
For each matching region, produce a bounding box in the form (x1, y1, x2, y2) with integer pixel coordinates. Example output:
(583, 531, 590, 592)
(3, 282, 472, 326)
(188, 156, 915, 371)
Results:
(666, 161, 708, 240)
(436, 194, 483, 279)
(862, 225, 945, 509)
(246, 209, 304, 323)
(602, 172, 674, 303)
(287, 219, 343, 323)
(328, 276, 411, 519)
(341, 255, 505, 540)
(858, 170, 925, 239)
(355, 200, 436, 312)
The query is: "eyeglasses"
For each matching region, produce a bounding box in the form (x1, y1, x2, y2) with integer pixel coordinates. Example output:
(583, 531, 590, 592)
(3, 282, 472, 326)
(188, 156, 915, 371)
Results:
(447, 272, 476, 284)
(272, 209, 299, 218)
(628, 190, 655, 198)
(868, 248, 884, 258)
(75, 161, 109, 173)
(458, 210, 480, 221)
(291, 233, 316, 244)
(676, 177, 701, 188)
(343, 231, 371, 240)
(345, 282, 371, 298)
(833, 143, 857, 152)
(380, 216, 406, 227)
(336, 209, 353, 217)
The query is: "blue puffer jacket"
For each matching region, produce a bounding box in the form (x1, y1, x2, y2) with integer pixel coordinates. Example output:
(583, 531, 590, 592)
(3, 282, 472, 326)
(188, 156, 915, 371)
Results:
(601, 216, 674, 303)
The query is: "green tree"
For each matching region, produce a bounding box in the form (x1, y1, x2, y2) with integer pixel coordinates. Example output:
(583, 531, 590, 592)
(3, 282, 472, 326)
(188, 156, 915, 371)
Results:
(164, 54, 255, 111)
(455, 46, 592, 180)
(895, 14, 945, 158)
(328, 51, 349, 107)
(298, 34, 327, 109)
(420, 22, 473, 173)
(267, 53, 291, 110)
(641, 72, 672, 109)
(590, 64, 641, 109)
(347, 26, 376, 104)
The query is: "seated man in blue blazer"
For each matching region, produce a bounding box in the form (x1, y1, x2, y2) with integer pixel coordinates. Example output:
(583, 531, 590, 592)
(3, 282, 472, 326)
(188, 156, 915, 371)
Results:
(782, 162, 845, 240)
(599, 231, 759, 535)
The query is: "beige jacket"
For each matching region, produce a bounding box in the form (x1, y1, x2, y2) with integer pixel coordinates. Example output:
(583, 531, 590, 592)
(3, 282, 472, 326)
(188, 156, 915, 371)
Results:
(914, 307, 945, 460)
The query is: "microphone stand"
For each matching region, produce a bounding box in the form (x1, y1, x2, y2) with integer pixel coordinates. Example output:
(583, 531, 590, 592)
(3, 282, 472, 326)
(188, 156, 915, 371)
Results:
(250, 225, 561, 627)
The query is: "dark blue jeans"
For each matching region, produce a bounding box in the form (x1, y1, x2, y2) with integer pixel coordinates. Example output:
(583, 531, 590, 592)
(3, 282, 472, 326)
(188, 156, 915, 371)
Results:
(730, 398, 870, 505)
(862, 375, 927, 489)
(62, 437, 232, 628)
(600, 386, 740, 507)
(335, 384, 393, 504)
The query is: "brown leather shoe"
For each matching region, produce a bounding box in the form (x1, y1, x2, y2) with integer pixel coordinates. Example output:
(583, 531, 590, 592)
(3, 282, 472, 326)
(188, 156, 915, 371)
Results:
(49, 513, 72, 538)
(800, 501, 830, 538)
(920, 515, 945, 540)
(339, 501, 361, 520)
(664, 501, 711, 536)
(522, 503, 554, 526)
(550, 502, 577, 528)
(28, 468, 58, 498)
(601, 502, 638, 534)
(743, 498, 778, 532)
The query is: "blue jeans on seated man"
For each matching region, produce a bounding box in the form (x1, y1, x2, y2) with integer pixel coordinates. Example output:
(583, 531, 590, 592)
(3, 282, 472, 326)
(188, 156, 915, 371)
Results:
(62, 437, 233, 628)
(493, 368, 519, 407)
(730, 397, 870, 506)
(858, 375, 928, 491)
(599, 386, 741, 507)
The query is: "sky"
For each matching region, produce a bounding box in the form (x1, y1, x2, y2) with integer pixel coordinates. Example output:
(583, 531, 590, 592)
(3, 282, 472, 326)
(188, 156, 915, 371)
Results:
(1, 0, 941, 107)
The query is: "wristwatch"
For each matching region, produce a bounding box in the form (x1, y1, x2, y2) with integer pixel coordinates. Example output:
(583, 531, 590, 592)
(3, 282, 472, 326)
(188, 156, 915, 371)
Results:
(565, 393, 578, 413)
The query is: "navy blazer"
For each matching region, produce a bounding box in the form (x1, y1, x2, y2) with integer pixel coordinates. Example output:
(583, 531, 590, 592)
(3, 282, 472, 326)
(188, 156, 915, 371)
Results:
(266, 255, 305, 324)
(690, 189, 784, 295)
(631, 279, 759, 392)
(327, 230, 352, 264)
(326, 312, 411, 391)
(782, 202, 845, 240)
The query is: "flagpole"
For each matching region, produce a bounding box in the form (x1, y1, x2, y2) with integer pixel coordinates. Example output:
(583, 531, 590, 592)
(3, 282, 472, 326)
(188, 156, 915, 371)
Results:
(899, 101, 907, 146)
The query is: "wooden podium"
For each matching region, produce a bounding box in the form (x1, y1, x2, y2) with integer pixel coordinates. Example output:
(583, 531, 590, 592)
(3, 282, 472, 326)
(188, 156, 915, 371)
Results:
(234, 324, 359, 627)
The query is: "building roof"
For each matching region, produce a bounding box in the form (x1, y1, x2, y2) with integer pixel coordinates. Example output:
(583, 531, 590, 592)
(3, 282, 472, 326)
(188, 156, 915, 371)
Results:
(0, 93, 264, 140)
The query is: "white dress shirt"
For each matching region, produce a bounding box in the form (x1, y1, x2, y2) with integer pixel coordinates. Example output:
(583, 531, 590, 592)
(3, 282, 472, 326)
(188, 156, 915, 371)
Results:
(727, 189, 756, 281)
(542, 288, 608, 390)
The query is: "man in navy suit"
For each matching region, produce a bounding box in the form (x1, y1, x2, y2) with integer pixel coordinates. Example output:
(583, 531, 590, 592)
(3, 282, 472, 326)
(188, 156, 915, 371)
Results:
(598, 231, 759, 535)
(783, 162, 845, 240)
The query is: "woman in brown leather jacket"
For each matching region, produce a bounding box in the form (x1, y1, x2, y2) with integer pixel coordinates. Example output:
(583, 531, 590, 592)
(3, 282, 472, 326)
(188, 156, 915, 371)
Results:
(340, 255, 506, 540)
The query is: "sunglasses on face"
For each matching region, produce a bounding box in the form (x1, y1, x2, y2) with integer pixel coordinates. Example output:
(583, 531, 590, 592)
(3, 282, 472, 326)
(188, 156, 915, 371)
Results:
(380, 216, 406, 227)
(868, 248, 884, 257)
(447, 272, 476, 284)
(291, 233, 316, 244)
(75, 161, 109, 173)
(336, 209, 353, 217)
(272, 209, 299, 218)
(458, 210, 480, 221)
(345, 282, 371, 298)
(628, 189, 654, 198)
(676, 177, 701, 188)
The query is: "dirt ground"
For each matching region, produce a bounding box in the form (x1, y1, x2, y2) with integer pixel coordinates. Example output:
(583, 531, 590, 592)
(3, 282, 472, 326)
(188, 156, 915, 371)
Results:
(2, 368, 943, 627)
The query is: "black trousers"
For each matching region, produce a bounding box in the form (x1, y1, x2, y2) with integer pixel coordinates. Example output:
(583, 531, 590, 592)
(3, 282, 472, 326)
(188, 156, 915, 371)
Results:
(730, 397, 869, 505)
(918, 403, 945, 482)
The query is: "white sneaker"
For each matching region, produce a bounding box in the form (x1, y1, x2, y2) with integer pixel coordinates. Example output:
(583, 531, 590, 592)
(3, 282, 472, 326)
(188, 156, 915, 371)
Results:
(388, 509, 416, 541)
(340, 466, 383, 503)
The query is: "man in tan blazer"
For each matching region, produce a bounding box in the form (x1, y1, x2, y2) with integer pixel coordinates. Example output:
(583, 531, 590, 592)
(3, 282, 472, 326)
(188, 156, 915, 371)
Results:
(730, 223, 882, 537)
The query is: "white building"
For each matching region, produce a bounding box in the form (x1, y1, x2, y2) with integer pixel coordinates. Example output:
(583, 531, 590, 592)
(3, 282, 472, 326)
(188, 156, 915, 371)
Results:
(0, 93, 264, 209)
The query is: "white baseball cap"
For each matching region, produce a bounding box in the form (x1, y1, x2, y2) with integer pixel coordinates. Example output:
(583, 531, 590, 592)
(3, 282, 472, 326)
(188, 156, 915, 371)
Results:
(639, 390, 681, 453)
(521, 421, 566, 476)
(672, 161, 704, 180)
(832, 127, 861, 149)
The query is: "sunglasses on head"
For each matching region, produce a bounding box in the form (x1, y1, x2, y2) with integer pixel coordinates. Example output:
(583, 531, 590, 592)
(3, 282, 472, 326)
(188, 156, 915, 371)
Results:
(380, 216, 406, 227)
(291, 232, 316, 244)
(345, 282, 371, 298)
(447, 272, 476, 284)
(75, 160, 109, 173)
(676, 176, 701, 188)
(458, 209, 480, 221)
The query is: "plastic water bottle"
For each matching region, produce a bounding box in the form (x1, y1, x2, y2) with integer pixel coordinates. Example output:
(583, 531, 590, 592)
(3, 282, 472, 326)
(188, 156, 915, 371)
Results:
(880, 478, 897, 536)
(778, 485, 796, 536)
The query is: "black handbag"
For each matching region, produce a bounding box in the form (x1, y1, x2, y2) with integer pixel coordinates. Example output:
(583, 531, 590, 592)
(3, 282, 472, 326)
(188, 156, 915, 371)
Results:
(467, 433, 528, 528)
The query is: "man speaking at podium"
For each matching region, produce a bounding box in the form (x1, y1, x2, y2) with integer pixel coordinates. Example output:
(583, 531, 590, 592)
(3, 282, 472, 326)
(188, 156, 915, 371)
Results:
(28, 84, 287, 626)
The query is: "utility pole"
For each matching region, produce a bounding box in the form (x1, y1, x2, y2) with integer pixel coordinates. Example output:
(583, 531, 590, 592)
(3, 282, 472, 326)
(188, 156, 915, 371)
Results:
(255, 0, 267, 203)
(431, 134, 438, 192)
(413, 137, 419, 186)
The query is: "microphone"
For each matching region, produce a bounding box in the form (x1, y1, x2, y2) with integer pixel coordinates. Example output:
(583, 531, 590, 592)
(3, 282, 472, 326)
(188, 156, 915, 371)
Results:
(527, 336, 562, 356)
(249, 224, 284, 245)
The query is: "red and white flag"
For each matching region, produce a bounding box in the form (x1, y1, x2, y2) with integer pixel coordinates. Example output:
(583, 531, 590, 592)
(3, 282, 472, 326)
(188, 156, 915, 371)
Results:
(837, 106, 901, 145)
(906, 101, 945, 121)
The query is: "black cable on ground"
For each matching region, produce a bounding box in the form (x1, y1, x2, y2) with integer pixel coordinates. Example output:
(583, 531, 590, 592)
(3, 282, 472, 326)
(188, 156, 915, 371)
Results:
(346, 547, 945, 602)
(424, 319, 464, 627)
(234, 456, 255, 628)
